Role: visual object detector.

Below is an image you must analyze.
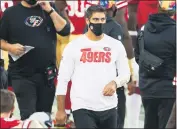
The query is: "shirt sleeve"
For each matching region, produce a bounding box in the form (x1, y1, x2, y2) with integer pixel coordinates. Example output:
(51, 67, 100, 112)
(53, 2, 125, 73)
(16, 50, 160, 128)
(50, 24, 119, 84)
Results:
(0, 9, 9, 41)
(55, 43, 75, 95)
(50, 2, 70, 36)
(114, 43, 130, 88)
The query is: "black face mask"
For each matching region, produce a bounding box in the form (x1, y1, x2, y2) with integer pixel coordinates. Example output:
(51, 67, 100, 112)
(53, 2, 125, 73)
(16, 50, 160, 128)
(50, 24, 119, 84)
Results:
(89, 22, 104, 36)
(25, 0, 37, 5)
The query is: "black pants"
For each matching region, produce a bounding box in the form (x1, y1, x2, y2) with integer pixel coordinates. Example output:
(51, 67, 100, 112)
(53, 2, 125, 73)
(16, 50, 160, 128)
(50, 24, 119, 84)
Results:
(117, 86, 126, 128)
(11, 73, 55, 120)
(142, 98, 175, 128)
(72, 108, 117, 128)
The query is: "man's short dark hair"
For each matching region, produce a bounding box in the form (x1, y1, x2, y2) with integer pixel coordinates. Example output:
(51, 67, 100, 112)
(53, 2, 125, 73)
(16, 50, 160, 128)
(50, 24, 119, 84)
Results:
(0, 90, 15, 113)
(85, 5, 106, 19)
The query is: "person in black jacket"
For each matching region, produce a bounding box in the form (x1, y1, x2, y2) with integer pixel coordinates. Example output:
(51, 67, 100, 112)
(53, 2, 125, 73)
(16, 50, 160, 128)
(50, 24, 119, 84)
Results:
(0, 0, 70, 120)
(135, 1, 176, 128)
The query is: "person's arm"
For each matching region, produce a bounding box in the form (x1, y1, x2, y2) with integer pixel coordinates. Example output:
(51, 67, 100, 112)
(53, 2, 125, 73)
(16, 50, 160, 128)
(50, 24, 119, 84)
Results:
(55, 0, 67, 12)
(38, 1, 70, 36)
(114, 8, 139, 82)
(50, 3, 70, 36)
(55, 43, 75, 112)
(55, 0, 77, 34)
(127, 3, 138, 32)
(1, 39, 12, 51)
(114, 8, 134, 59)
(114, 43, 130, 88)
(0, 9, 24, 55)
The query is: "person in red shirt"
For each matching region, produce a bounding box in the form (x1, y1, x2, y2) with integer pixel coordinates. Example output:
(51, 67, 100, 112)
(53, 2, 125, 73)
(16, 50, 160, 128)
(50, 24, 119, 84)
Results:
(0, 89, 19, 128)
(0, 89, 46, 128)
(0, 89, 28, 128)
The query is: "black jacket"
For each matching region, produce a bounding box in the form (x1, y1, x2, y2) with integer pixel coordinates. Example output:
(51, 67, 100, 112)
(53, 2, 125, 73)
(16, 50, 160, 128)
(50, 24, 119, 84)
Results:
(135, 14, 176, 98)
(84, 15, 123, 43)
(103, 15, 123, 42)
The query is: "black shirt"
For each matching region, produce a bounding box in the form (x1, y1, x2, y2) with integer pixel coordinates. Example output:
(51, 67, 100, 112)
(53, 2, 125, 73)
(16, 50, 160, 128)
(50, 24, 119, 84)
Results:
(0, 3, 70, 77)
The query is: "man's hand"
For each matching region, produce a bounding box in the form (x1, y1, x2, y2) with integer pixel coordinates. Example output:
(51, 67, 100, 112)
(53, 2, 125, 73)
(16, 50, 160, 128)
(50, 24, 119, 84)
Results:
(9, 43, 25, 56)
(127, 81, 137, 95)
(103, 81, 117, 96)
(55, 110, 67, 127)
(38, 1, 52, 12)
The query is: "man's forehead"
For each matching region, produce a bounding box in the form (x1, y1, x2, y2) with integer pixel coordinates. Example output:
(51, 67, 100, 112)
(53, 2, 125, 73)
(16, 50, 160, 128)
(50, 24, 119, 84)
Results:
(92, 12, 106, 18)
(91, 12, 106, 18)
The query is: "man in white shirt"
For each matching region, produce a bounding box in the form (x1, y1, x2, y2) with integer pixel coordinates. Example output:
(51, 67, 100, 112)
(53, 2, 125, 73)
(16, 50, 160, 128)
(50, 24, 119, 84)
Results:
(55, 5, 130, 128)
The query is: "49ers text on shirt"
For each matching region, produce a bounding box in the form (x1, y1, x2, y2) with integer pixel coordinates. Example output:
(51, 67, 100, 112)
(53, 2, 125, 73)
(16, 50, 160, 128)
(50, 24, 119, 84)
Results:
(80, 48, 111, 63)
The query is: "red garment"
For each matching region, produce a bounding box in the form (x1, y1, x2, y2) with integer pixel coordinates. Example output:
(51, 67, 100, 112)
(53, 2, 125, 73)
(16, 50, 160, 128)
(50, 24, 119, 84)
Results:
(137, 0, 158, 29)
(128, 0, 158, 29)
(135, 87, 140, 94)
(172, 14, 176, 21)
(0, 118, 21, 129)
(66, 0, 96, 35)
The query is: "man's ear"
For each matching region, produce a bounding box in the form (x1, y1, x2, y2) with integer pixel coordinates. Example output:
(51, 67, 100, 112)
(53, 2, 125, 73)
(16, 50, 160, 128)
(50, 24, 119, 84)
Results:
(85, 18, 90, 25)
(12, 106, 15, 112)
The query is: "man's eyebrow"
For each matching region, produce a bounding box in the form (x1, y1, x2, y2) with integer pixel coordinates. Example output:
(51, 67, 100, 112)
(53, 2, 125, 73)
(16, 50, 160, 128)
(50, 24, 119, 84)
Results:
(92, 17, 106, 19)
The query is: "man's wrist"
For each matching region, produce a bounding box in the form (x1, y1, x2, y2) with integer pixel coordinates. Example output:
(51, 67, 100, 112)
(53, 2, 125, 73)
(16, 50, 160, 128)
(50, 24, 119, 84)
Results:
(113, 79, 120, 88)
(5, 42, 12, 52)
(47, 8, 55, 15)
(112, 80, 117, 89)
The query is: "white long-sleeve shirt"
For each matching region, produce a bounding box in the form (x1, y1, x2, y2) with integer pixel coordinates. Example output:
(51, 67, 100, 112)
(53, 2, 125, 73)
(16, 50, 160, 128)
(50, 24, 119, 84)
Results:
(56, 34, 130, 111)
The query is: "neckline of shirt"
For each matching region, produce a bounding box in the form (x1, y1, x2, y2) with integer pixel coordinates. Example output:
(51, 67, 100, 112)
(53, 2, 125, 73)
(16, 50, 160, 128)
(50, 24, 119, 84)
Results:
(83, 34, 106, 44)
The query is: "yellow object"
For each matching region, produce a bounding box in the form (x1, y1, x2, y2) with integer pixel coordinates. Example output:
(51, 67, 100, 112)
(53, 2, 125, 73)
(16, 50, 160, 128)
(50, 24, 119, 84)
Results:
(56, 34, 82, 69)
(159, 1, 176, 11)
(128, 59, 133, 75)
(2, 51, 9, 70)
(128, 58, 139, 81)
(56, 35, 70, 68)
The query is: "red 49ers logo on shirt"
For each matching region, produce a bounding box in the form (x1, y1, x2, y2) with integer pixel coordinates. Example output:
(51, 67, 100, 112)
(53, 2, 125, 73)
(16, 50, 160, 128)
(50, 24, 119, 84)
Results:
(80, 48, 111, 63)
